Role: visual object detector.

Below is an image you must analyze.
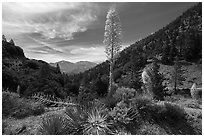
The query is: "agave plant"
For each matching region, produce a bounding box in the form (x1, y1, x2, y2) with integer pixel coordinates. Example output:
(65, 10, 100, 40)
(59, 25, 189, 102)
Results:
(64, 105, 87, 135)
(83, 108, 112, 135)
(38, 114, 67, 135)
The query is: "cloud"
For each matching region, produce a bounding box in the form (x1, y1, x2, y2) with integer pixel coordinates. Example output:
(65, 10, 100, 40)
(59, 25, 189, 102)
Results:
(71, 46, 104, 55)
(26, 45, 107, 63)
(2, 2, 98, 40)
(2, 3, 79, 14)
(28, 38, 64, 54)
(69, 46, 106, 62)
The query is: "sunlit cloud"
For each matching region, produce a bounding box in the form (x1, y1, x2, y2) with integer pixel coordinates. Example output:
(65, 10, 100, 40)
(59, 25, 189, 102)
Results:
(70, 46, 106, 62)
(2, 2, 98, 40)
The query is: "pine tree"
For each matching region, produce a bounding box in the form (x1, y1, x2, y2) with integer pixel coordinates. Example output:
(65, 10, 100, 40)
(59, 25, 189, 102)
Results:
(161, 39, 171, 64)
(2, 35, 7, 42)
(39, 64, 50, 79)
(169, 56, 185, 93)
(9, 39, 15, 45)
(103, 6, 122, 97)
(169, 37, 177, 63)
(150, 58, 166, 100)
(56, 63, 61, 73)
(130, 46, 146, 89)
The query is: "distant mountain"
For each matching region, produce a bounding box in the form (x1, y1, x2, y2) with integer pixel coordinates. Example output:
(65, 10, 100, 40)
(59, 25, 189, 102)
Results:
(50, 60, 97, 74)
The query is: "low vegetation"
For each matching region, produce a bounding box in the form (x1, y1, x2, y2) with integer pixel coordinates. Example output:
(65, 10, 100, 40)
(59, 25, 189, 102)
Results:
(2, 91, 45, 119)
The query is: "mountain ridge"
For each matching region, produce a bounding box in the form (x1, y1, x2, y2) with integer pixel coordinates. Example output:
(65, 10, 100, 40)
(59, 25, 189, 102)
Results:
(50, 60, 97, 74)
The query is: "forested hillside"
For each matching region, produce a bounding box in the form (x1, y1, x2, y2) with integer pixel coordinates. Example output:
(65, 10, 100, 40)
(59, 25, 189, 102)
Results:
(71, 2, 202, 96)
(2, 39, 80, 98)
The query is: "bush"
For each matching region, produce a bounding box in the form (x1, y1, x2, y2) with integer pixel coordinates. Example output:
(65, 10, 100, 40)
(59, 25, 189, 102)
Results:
(146, 101, 186, 123)
(108, 82, 119, 97)
(77, 88, 97, 106)
(101, 96, 117, 108)
(164, 102, 186, 121)
(2, 92, 45, 119)
(2, 121, 7, 134)
(130, 95, 153, 119)
(109, 101, 139, 125)
(113, 87, 137, 102)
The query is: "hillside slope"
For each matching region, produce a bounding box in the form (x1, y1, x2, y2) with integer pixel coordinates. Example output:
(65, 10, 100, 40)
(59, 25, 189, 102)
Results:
(74, 3, 202, 91)
(2, 40, 65, 97)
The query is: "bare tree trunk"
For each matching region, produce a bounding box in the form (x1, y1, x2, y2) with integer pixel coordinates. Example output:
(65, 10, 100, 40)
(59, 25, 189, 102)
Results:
(108, 42, 114, 97)
(108, 60, 114, 97)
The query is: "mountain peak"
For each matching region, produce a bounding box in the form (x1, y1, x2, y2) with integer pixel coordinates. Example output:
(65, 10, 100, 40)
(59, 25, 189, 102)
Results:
(50, 60, 97, 74)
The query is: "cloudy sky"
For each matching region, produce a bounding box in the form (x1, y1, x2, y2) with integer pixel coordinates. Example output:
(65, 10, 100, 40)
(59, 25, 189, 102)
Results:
(2, 2, 197, 63)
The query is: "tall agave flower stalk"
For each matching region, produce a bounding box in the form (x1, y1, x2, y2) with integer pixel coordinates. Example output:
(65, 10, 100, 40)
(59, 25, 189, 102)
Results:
(103, 6, 122, 97)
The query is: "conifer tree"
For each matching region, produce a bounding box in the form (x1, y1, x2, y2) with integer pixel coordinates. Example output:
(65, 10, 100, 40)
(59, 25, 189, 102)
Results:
(40, 64, 50, 79)
(2, 35, 7, 42)
(149, 58, 166, 100)
(103, 6, 122, 97)
(9, 39, 15, 45)
(130, 46, 146, 89)
(169, 56, 185, 92)
(56, 63, 61, 73)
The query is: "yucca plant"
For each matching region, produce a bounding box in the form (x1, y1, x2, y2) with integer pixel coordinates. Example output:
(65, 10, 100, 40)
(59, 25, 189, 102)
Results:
(83, 108, 112, 135)
(64, 105, 87, 135)
(38, 114, 67, 135)
(64, 100, 113, 135)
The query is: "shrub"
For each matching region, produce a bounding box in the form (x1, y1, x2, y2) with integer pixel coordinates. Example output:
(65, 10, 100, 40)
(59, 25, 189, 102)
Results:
(145, 101, 186, 123)
(109, 101, 139, 125)
(11, 101, 45, 119)
(2, 91, 45, 119)
(164, 102, 186, 121)
(2, 121, 7, 134)
(130, 95, 153, 119)
(113, 87, 137, 102)
(108, 82, 119, 97)
(99, 95, 118, 108)
(77, 88, 97, 106)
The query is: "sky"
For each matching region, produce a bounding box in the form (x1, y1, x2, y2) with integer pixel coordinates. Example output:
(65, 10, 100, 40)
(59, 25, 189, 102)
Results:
(2, 2, 197, 63)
